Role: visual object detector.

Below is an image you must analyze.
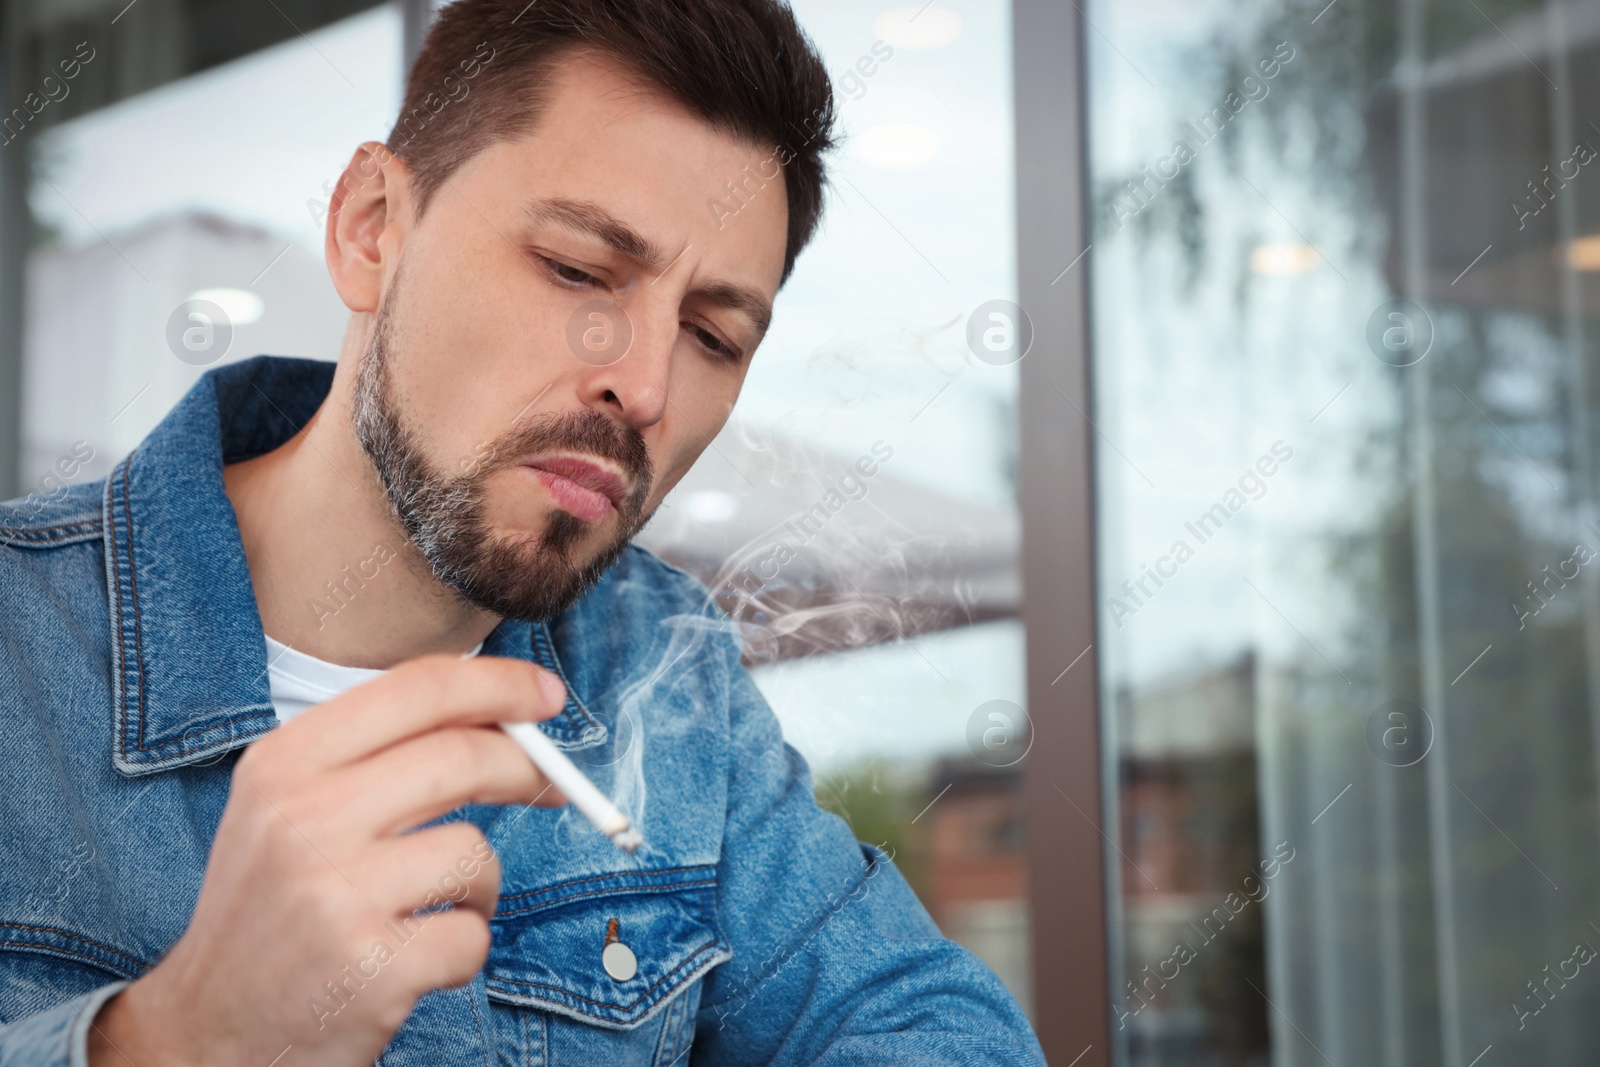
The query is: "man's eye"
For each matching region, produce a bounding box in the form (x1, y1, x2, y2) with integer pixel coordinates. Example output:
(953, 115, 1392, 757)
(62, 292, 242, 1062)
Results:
(542, 257, 599, 287)
(690, 324, 739, 362)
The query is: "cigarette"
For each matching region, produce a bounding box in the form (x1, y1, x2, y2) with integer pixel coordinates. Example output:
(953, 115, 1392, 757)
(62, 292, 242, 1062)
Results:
(499, 721, 644, 854)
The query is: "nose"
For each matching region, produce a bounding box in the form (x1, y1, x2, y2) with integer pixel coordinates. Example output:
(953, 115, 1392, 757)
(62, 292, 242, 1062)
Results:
(570, 296, 673, 430)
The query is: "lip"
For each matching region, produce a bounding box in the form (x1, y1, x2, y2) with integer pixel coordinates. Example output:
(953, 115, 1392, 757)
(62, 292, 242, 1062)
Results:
(522, 455, 628, 513)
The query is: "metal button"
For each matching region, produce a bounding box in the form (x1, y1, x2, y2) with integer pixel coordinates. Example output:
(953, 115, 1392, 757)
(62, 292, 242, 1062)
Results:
(602, 941, 638, 982)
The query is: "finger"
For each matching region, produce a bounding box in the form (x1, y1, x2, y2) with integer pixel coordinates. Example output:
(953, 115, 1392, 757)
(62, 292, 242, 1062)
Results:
(384, 907, 493, 998)
(319, 726, 567, 840)
(259, 656, 568, 777)
(354, 822, 503, 922)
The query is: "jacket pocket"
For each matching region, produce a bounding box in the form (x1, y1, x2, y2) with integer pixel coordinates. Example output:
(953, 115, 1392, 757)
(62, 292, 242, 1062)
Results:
(0, 922, 146, 1026)
(484, 863, 729, 1031)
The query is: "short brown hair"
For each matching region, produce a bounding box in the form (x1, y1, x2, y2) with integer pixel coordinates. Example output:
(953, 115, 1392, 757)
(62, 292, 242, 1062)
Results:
(388, 0, 837, 286)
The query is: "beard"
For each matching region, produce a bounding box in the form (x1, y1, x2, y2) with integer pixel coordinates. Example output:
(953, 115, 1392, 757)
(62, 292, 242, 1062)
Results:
(351, 267, 656, 622)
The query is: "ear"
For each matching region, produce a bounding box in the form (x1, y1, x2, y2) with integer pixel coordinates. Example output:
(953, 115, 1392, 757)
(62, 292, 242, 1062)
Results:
(325, 141, 415, 313)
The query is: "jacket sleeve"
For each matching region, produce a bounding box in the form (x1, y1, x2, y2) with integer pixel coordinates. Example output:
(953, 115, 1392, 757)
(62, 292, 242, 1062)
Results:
(0, 980, 128, 1067)
(691, 624, 1045, 1065)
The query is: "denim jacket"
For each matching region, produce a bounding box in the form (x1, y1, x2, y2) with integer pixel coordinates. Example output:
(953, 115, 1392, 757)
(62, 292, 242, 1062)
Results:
(0, 356, 1044, 1066)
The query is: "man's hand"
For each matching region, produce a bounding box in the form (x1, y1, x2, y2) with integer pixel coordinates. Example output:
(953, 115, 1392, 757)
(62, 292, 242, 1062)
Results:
(87, 654, 569, 1067)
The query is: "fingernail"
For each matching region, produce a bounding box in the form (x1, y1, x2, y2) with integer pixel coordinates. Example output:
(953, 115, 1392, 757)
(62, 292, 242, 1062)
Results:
(536, 671, 567, 714)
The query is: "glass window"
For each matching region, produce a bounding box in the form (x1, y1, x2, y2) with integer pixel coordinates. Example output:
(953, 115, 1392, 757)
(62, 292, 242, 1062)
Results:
(1087, 0, 1600, 1062)
(12, 0, 1030, 1024)
(634, 0, 1030, 1014)
(22, 6, 398, 492)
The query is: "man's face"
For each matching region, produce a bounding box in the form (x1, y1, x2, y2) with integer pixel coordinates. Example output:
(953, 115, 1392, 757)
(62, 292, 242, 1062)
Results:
(350, 49, 789, 621)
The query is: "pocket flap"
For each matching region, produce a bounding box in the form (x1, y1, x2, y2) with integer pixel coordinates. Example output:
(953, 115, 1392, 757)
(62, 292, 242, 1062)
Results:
(485, 863, 729, 1029)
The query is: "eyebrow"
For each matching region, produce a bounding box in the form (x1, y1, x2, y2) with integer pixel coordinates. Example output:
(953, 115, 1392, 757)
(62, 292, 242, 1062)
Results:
(694, 279, 772, 338)
(524, 196, 773, 338)
(526, 197, 666, 271)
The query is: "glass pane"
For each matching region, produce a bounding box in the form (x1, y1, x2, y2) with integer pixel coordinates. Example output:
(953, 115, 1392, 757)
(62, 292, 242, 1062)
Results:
(632, 0, 1030, 1015)
(18, 0, 1027, 1022)
(1085, 0, 1600, 1062)
(22, 6, 397, 491)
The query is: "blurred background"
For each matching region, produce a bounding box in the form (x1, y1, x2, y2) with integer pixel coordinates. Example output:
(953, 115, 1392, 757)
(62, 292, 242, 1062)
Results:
(2, 0, 1598, 1063)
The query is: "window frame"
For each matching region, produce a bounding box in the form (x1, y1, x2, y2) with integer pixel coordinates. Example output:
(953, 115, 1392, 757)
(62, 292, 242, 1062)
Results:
(1013, 0, 1112, 1062)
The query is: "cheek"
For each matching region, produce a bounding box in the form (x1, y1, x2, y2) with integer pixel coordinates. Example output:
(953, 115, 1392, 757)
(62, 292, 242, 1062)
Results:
(392, 229, 567, 457)
(649, 394, 737, 503)
(670, 337, 745, 418)
(665, 354, 742, 445)
(481, 465, 553, 530)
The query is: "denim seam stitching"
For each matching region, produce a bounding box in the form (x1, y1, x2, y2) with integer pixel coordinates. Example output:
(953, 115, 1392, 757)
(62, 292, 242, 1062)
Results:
(0, 520, 101, 544)
(0, 923, 147, 968)
(123, 461, 150, 755)
(496, 863, 718, 906)
(649, 981, 682, 1067)
(485, 936, 724, 1015)
(107, 456, 275, 765)
(464, 980, 492, 1067)
(110, 458, 133, 765)
(531, 620, 604, 741)
(493, 879, 717, 918)
(0, 940, 139, 981)
(0, 923, 149, 974)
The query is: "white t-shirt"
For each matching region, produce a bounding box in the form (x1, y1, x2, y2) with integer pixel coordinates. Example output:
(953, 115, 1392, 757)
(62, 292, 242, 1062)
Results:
(264, 634, 485, 725)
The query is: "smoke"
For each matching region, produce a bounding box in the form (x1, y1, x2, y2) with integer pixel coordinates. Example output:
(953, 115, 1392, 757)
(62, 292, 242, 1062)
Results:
(693, 433, 992, 666)
(566, 584, 745, 856)
(587, 425, 1010, 845)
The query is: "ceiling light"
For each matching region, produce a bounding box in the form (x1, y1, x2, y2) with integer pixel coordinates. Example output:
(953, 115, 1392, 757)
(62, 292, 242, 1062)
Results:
(874, 7, 962, 49)
(1566, 235, 1600, 271)
(186, 287, 264, 324)
(1250, 243, 1321, 276)
(856, 123, 940, 167)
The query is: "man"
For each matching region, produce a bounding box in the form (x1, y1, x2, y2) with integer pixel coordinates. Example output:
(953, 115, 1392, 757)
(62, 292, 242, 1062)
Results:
(0, 0, 1044, 1063)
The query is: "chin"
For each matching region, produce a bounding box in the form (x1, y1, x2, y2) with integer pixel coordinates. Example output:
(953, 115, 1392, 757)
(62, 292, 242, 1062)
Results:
(523, 508, 612, 559)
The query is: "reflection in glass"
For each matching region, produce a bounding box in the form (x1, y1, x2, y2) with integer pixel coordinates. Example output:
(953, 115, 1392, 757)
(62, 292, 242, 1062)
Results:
(1088, 0, 1600, 1062)
(634, 0, 1031, 1014)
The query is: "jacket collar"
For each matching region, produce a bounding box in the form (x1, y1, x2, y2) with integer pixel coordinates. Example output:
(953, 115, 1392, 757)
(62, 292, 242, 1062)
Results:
(105, 355, 605, 776)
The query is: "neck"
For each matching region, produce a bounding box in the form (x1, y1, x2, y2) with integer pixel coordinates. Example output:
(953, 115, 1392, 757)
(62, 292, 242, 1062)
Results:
(223, 335, 499, 670)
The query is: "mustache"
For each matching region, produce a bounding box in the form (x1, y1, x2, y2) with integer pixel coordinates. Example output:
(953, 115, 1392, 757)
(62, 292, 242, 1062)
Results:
(475, 408, 654, 512)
